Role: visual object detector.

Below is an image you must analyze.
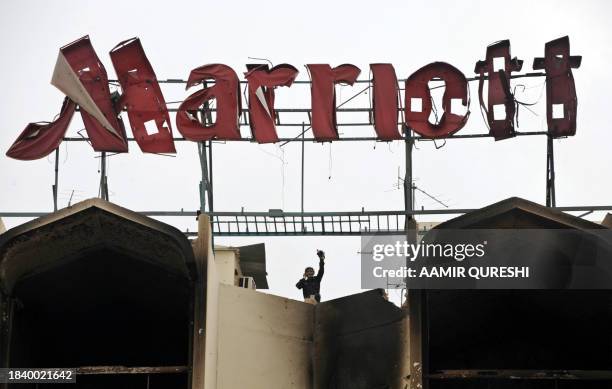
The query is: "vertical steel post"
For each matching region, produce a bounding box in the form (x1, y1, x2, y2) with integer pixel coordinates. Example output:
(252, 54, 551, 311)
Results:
(404, 129, 414, 223)
(198, 142, 208, 213)
(198, 81, 215, 246)
(53, 148, 59, 211)
(198, 81, 215, 214)
(100, 151, 108, 201)
(404, 127, 428, 389)
(208, 140, 214, 248)
(301, 122, 305, 232)
(208, 140, 214, 213)
(546, 134, 556, 207)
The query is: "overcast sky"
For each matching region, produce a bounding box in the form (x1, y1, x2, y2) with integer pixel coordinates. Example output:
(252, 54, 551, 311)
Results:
(1, 0, 610, 304)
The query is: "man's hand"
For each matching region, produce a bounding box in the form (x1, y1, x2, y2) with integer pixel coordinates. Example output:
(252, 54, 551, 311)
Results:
(317, 250, 325, 260)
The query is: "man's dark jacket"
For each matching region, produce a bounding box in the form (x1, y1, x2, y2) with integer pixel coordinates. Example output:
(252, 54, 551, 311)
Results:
(296, 259, 324, 302)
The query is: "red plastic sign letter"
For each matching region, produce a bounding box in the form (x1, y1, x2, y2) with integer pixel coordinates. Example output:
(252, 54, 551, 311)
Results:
(306, 64, 361, 141)
(370, 64, 402, 140)
(404, 62, 469, 139)
(110, 38, 176, 153)
(51, 35, 128, 152)
(176, 64, 242, 141)
(533, 36, 581, 138)
(6, 97, 76, 160)
(475, 40, 523, 140)
(245, 64, 298, 143)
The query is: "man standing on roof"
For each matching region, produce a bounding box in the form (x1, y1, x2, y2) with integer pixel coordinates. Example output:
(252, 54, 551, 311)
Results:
(296, 250, 325, 304)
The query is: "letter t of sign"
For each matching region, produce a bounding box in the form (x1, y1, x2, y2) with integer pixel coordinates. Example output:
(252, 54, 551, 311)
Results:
(533, 36, 582, 138)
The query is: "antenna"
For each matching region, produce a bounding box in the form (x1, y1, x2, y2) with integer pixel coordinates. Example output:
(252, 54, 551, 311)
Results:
(68, 190, 75, 207)
(396, 173, 449, 209)
(413, 185, 449, 209)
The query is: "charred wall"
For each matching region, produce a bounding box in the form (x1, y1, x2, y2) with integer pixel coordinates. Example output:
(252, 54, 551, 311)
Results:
(313, 290, 410, 389)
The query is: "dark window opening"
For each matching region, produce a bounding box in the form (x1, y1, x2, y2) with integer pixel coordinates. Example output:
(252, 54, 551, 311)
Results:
(427, 290, 612, 388)
(8, 248, 191, 388)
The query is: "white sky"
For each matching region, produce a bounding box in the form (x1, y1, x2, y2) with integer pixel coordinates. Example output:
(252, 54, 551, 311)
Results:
(1, 0, 611, 305)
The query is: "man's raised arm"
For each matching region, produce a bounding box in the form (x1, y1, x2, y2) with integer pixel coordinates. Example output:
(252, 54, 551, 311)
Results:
(316, 251, 325, 280)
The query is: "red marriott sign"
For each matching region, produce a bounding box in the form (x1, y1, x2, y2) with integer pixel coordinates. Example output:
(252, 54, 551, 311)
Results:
(7, 35, 581, 160)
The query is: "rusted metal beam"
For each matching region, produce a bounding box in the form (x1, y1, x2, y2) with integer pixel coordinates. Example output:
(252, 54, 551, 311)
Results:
(110, 71, 546, 85)
(7, 205, 612, 219)
(428, 370, 612, 380)
(4, 205, 612, 238)
(60, 130, 549, 142)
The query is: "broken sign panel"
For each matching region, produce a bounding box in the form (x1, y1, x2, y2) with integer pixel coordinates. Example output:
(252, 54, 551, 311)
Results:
(405, 62, 469, 139)
(533, 36, 581, 138)
(6, 97, 76, 160)
(51, 35, 128, 152)
(475, 40, 523, 140)
(110, 38, 176, 153)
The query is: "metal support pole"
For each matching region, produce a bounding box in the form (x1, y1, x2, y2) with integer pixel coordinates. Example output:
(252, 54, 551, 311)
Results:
(546, 135, 556, 207)
(404, 126, 427, 389)
(404, 128, 415, 223)
(197, 140, 215, 244)
(198, 81, 215, 214)
(208, 140, 214, 248)
(301, 122, 305, 232)
(208, 140, 214, 213)
(53, 148, 59, 211)
(198, 142, 208, 213)
(99, 152, 109, 201)
(197, 81, 215, 246)
(412, 182, 416, 211)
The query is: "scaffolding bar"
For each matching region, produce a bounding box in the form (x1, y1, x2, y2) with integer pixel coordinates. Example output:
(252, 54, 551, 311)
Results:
(109, 72, 545, 85)
(60, 131, 548, 143)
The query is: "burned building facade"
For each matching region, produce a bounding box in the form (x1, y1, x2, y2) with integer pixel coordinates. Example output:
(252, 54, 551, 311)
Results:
(0, 198, 611, 388)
